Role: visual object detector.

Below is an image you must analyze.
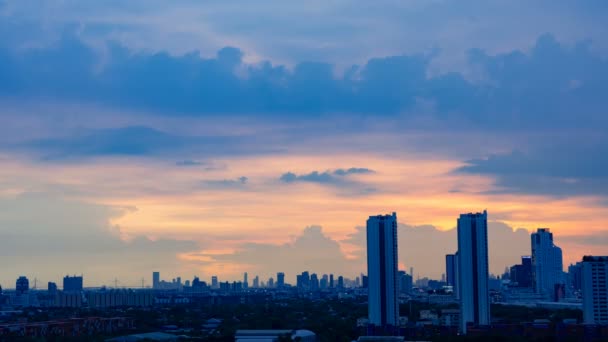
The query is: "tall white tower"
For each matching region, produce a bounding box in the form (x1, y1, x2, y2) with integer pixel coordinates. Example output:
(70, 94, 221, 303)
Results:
(457, 210, 490, 334)
(366, 212, 399, 328)
(531, 228, 564, 297)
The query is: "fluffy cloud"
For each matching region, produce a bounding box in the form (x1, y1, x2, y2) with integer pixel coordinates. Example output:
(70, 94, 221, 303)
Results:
(0, 193, 199, 287)
(342, 221, 531, 278)
(0, 30, 606, 131)
(192, 226, 359, 283)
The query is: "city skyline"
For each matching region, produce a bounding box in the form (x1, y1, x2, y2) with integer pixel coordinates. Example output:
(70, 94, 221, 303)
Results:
(1, 1, 608, 287)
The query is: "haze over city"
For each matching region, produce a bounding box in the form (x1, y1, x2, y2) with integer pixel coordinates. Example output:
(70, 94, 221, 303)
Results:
(1, 0, 608, 289)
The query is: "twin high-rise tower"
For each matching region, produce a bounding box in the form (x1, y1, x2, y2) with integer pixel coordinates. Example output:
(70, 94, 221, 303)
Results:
(365, 210, 490, 335)
(366, 212, 399, 329)
(456, 210, 490, 334)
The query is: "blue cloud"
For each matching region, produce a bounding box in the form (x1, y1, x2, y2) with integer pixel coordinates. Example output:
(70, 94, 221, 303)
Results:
(0, 31, 606, 130)
(203, 176, 248, 189)
(456, 141, 608, 197)
(176, 160, 203, 167)
(14, 125, 255, 160)
(279, 168, 374, 185)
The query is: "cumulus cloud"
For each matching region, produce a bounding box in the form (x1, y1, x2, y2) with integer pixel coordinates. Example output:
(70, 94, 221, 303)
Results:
(0, 29, 606, 131)
(191, 226, 359, 282)
(0, 193, 199, 287)
(342, 221, 531, 278)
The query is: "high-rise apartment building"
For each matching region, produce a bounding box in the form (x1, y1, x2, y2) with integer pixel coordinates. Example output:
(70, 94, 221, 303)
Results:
(243, 272, 248, 289)
(457, 210, 490, 334)
(16, 276, 29, 295)
(582, 256, 608, 324)
(366, 212, 399, 328)
(446, 254, 456, 288)
(277, 272, 285, 288)
(152, 272, 160, 289)
(211, 276, 218, 289)
(63, 275, 83, 292)
(531, 228, 564, 297)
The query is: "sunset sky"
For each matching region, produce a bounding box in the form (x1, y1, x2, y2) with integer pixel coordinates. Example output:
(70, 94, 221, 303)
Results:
(1, 0, 607, 288)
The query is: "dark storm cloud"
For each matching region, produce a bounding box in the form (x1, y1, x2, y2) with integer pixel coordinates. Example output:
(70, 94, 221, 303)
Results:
(0, 30, 606, 129)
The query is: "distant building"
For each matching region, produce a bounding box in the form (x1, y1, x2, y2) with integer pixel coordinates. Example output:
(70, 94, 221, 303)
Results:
(338, 276, 344, 289)
(48, 282, 58, 295)
(397, 271, 412, 294)
(63, 275, 83, 292)
(310, 274, 319, 290)
(253, 275, 259, 288)
(277, 272, 285, 288)
(366, 212, 399, 329)
(211, 276, 218, 289)
(152, 272, 160, 289)
(582, 256, 608, 324)
(243, 272, 248, 289)
(329, 274, 334, 288)
(510, 256, 533, 288)
(457, 210, 490, 334)
(16, 276, 29, 295)
(568, 262, 583, 292)
(267, 277, 274, 288)
(531, 228, 564, 297)
(446, 254, 456, 288)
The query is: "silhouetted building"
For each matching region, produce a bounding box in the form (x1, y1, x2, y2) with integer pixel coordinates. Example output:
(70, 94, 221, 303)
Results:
(457, 210, 490, 334)
(277, 272, 285, 288)
(16, 276, 29, 295)
(330, 274, 334, 288)
(568, 262, 583, 292)
(338, 276, 344, 289)
(311, 274, 319, 290)
(397, 271, 412, 294)
(48, 282, 58, 295)
(253, 275, 259, 288)
(152, 272, 160, 289)
(582, 256, 608, 324)
(446, 254, 456, 287)
(63, 275, 83, 292)
(532, 228, 564, 296)
(510, 256, 533, 288)
(367, 212, 399, 329)
(243, 272, 248, 289)
(212, 276, 218, 289)
(362, 275, 369, 288)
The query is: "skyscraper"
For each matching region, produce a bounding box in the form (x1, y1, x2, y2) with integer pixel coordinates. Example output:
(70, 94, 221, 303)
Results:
(531, 228, 564, 297)
(277, 272, 285, 288)
(211, 276, 218, 289)
(366, 212, 399, 329)
(582, 256, 608, 324)
(243, 272, 248, 289)
(446, 254, 456, 288)
(63, 275, 83, 292)
(457, 210, 490, 334)
(16, 276, 29, 295)
(152, 272, 160, 289)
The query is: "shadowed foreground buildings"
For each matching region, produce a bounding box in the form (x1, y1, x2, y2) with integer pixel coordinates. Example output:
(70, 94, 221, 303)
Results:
(457, 210, 490, 334)
(366, 212, 399, 331)
(582, 256, 608, 325)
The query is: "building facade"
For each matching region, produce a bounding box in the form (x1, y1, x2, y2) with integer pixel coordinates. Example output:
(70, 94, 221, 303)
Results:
(582, 256, 608, 324)
(366, 212, 399, 328)
(457, 210, 490, 334)
(531, 228, 564, 297)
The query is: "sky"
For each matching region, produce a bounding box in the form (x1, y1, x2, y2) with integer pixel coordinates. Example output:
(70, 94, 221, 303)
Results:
(0, 0, 607, 288)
